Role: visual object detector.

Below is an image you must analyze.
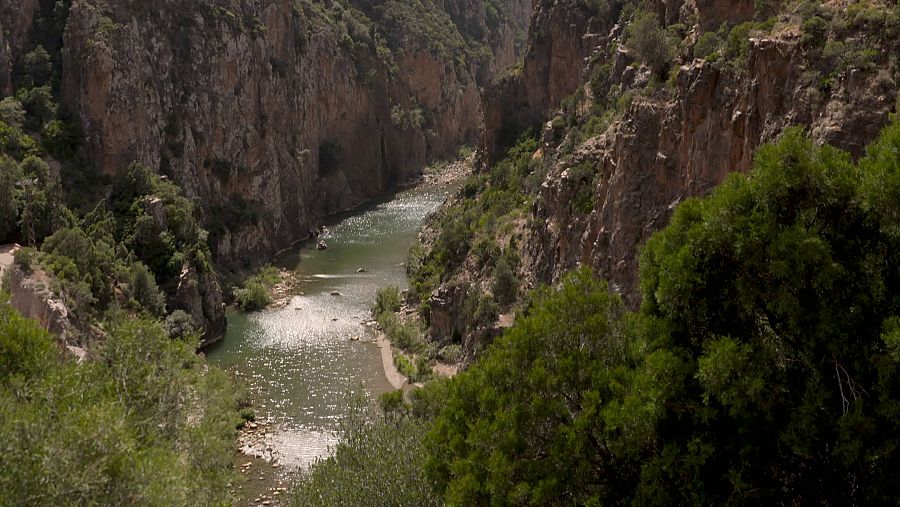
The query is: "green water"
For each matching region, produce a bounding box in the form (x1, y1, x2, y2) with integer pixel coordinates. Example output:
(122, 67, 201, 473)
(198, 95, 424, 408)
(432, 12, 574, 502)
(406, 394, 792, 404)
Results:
(205, 182, 451, 469)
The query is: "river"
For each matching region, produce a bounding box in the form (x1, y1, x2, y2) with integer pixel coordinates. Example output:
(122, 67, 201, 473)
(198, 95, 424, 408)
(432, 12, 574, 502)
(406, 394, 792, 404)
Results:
(205, 181, 451, 472)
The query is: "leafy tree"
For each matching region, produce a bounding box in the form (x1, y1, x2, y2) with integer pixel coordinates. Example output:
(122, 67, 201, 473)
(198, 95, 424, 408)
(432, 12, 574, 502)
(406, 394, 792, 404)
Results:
(427, 121, 900, 504)
(164, 309, 196, 339)
(234, 281, 270, 311)
(373, 286, 402, 314)
(491, 254, 519, 307)
(20, 45, 53, 88)
(233, 265, 280, 311)
(0, 157, 21, 241)
(292, 393, 440, 507)
(129, 261, 166, 316)
(0, 304, 241, 504)
(0, 97, 25, 126)
(42, 226, 118, 313)
(16, 85, 57, 130)
(625, 11, 673, 78)
(427, 269, 636, 504)
(636, 123, 900, 503)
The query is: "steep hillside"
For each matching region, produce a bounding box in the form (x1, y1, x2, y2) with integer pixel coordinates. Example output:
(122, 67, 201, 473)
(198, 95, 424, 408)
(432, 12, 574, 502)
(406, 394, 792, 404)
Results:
(59, 0, 530, 269)
(0, 0, 530, 345)
(412, 0, 900, 357)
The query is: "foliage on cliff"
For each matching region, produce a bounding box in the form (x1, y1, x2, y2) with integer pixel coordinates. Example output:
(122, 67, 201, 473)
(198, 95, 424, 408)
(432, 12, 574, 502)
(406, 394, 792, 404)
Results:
(291, 392, 440, 507)
(0, 295, 242, 504)
(424, 121, 900, 504)
(25, 161, 217, 336)
(291, 119, 900, 505)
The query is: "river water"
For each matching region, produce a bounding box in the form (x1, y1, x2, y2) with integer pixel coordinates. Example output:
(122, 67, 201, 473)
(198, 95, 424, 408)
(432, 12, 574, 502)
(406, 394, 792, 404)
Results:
(205, 182, 450, 470)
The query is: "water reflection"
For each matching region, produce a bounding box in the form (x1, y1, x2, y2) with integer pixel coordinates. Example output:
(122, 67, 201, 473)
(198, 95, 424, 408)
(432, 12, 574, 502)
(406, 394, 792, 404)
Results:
(206, 183, 451, 469)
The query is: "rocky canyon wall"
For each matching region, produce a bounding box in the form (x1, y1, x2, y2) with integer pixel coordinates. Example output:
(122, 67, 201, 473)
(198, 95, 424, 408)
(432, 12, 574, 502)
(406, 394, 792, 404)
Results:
(425, 0, 899, 352)
(60, 0, 530, 270)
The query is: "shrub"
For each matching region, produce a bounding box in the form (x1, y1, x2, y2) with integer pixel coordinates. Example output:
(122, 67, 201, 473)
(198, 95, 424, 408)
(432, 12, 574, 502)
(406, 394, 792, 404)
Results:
(164, 309, 196, 339)
(0, 311, 241, 504)
(373, 286, 402, 315)
(693, 31, 721, 60)
(377, 311, 426, 353)
(378, 389, 405, 418)
(41, 120, 81, 160)
(16, 85, 57, 130)
(625, 10, 673, 78)
(129, 262, 166, 317)
(491, 255, 519, 307)
(0, 97, 25, 126)
(463, 289, 498, 331)
(438, 344, 462, 363)
(12, 247, 36, 273)
(394, 353, 416, 378)
(20, 45, 53, 88)
(292, 397, 439, 506)
(239, 407, 256, 424)
(234, 281, 270, 311)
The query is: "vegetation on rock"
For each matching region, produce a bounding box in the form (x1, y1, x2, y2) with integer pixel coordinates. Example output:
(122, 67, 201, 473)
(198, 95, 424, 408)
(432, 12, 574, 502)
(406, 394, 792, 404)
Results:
(299, 120, 900, 504)
(0, 295, 241, 504)
(234, 265, 280, 311)
(426, 120, 900, 504)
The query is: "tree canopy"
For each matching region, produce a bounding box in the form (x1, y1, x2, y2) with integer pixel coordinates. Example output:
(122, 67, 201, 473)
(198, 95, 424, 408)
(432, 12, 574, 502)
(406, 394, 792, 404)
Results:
(425, 120, 900, 504)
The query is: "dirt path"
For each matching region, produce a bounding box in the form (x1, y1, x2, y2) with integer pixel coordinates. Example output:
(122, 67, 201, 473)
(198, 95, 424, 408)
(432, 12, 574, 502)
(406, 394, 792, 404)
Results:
(0, 244, 19, 282)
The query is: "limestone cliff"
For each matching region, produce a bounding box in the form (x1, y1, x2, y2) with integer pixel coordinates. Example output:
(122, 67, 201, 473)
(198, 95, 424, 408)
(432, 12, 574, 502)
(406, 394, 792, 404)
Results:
(59, 0, 530, 270)
(420, 0, 900, 356)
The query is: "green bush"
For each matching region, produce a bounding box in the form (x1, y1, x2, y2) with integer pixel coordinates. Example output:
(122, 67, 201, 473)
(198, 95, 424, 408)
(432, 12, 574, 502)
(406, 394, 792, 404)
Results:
(164, 309, 196, 339)
(16, 86, 57, 130)
(12, 248, 35, 273)
(491, 255, 519, 307)
(377, 311, 426, 353)
(0, 97, 25, 126)
(693, 31, 721, 60)
(292, 396, 439, 506)
(234, 265, 280, 311)
(0, 309, 241, 504)
(373, 286, 402, 315)
(234, 281, 270, 311)
(128, 262, 166, 316)
(625, 10, 673, 78)
(394, 353, 417, 379)
(0, 120, 39, 159)
(463, 289, 498, 332)
(427, 120, 900, 504)
(437, 344, 462, 363)
(20, 46, 53, 88)
(378, 389, 405, 417)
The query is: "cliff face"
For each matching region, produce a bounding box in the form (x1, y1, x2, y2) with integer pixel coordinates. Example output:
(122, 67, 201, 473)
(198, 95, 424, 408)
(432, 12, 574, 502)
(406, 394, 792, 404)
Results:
(529, 39, 895, 307)
(482, 0, 597, 158)
(0, 0, 40, 95)
(423, 0, 899, 353)
(60, 0, 529, 269)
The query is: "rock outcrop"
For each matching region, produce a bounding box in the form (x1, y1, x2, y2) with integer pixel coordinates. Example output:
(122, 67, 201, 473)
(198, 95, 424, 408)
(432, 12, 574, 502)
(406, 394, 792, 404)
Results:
(7, 264, 80, 351)
(527, 36, 896, 307)
(423, 0, 899, 354)
(172, 263, 226, 347)
(482, 0, 597, 160)
(59, 0, 530, 269)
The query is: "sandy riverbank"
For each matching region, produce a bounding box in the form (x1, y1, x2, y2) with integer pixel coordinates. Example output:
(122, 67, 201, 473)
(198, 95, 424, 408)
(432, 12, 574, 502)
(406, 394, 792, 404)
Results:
(374, 330, 408, 390)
